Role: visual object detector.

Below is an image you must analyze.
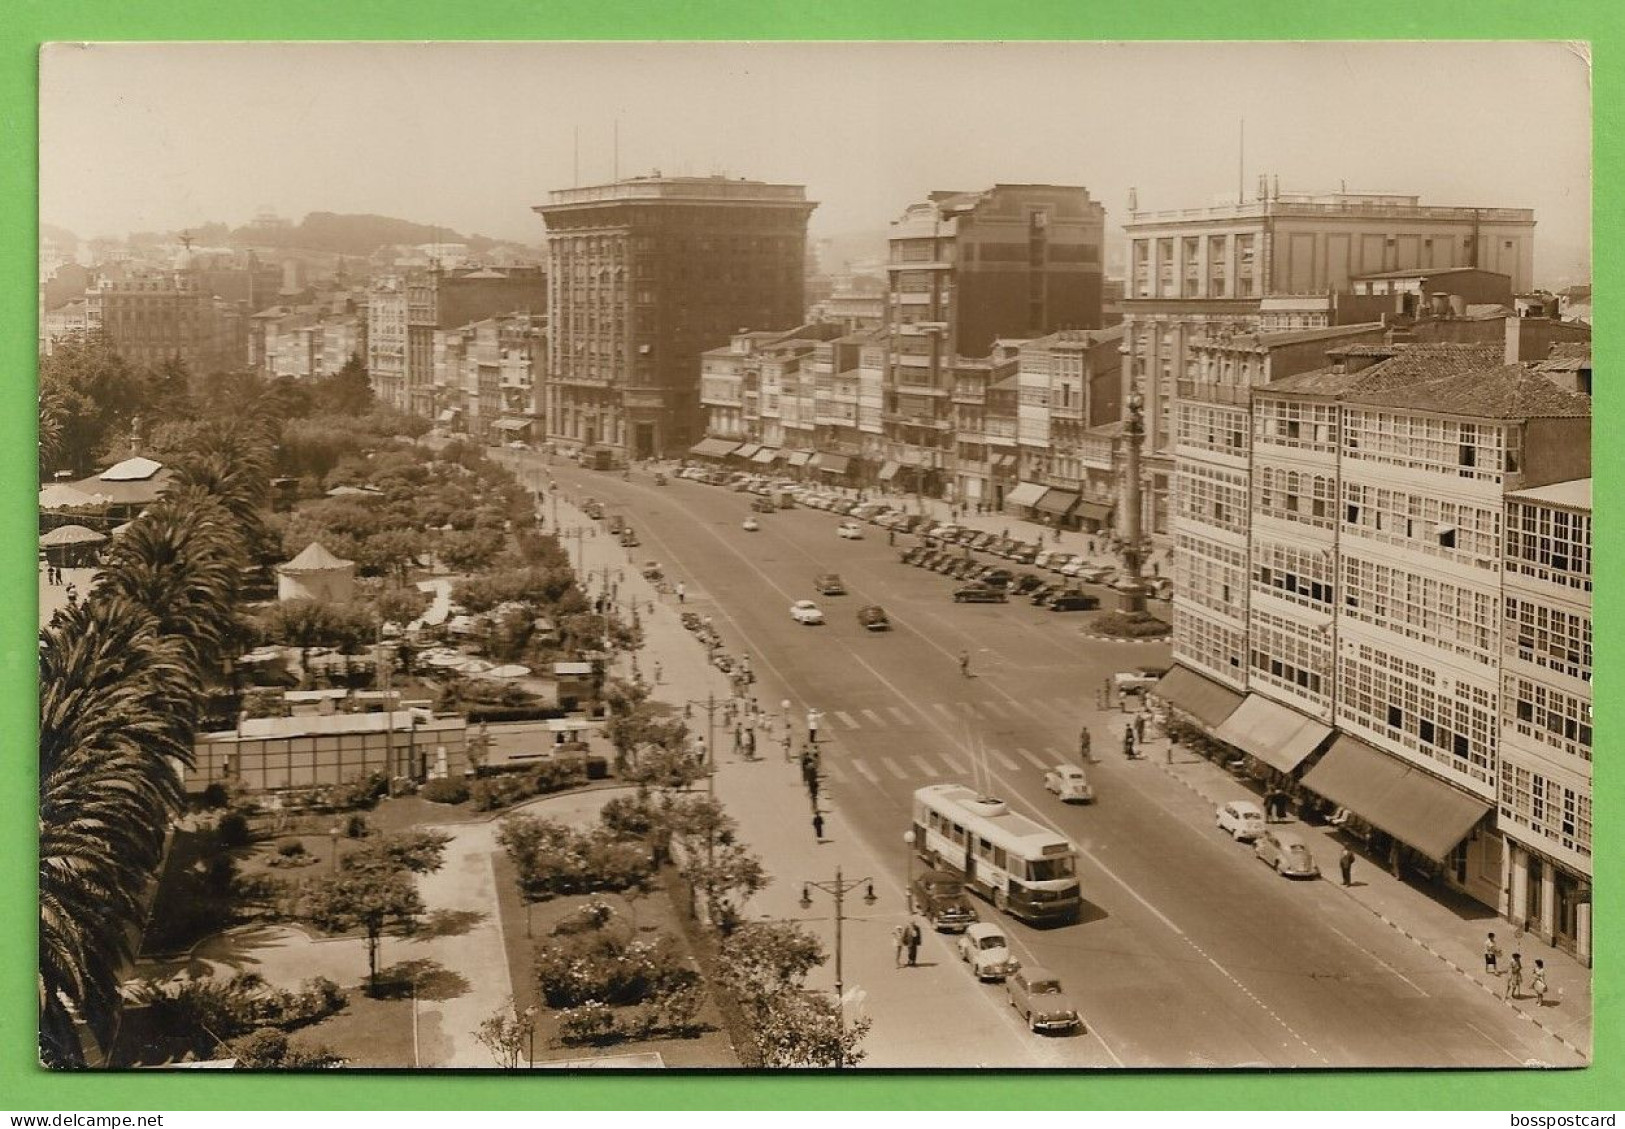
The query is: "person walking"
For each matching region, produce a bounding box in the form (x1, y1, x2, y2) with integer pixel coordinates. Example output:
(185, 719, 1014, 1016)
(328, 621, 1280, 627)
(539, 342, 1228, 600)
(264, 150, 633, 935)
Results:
(812, 811, 825, 841)
(1504, 952, 1524, 1000)
(903, 919, 922, 967)
(893, 924, 907, 968)
(807, 708, 822, 745)
(1338, 846, 1355, 886)
(958, 650, 972, 678)
(653, 660, 664, 685)
(1123, 725, 1136, 759)
(1484, 932, 1502, 976)
(1078, 726, 1093, 764)
(676, 581, 686, 604)
(1531, 960, 1548, 1006)
(1134, 713, 1146, 745)
(807, 771, 820, 806)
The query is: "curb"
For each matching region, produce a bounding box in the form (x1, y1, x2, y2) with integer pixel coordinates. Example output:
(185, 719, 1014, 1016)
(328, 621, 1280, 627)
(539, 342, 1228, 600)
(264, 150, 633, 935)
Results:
(1144, 749, 1589, 1064)
(1078, 631, 1170, 645)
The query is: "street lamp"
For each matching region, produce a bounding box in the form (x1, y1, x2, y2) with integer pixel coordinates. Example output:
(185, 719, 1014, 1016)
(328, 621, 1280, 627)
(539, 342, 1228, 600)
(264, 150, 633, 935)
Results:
(523, 1004, 537, 1068)
(799, 868, 878, 1069)
(903, 830, 917, 913)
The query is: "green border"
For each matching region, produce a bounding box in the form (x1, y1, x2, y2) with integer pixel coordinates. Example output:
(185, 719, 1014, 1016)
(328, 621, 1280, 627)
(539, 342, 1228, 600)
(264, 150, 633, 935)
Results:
(2, 0, 1617, 1111)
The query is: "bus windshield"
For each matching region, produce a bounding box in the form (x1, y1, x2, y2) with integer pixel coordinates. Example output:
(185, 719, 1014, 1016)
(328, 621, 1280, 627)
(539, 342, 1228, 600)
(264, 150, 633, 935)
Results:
(1026, 855, 1076, 882)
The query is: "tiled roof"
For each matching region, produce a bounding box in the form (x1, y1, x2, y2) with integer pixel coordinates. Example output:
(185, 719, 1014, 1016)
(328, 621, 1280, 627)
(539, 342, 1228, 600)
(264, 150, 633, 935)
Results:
(1196, 322, 1385, 351)
(1351, 266, 1496, 281)
(1348, 363, 1593, 419)
(1464, 304, 1514, 320)
(1262, 343, 1505, 397)
(1507, 478, 1591, 512)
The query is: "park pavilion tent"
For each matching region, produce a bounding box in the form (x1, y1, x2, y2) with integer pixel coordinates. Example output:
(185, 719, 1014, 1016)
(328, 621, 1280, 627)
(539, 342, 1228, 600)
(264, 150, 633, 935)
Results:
(39, 483, 109, 510)
(276, 542, 356, 604)
(40, 524, 107, 548)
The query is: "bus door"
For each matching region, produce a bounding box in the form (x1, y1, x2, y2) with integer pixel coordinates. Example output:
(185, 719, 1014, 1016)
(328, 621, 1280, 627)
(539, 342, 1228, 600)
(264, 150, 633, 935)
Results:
(964, 845, 976, 885)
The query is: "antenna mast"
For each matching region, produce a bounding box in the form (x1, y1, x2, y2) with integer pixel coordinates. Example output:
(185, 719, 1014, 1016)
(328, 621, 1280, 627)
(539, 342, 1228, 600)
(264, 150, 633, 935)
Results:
(1238, 118, 1245, 205)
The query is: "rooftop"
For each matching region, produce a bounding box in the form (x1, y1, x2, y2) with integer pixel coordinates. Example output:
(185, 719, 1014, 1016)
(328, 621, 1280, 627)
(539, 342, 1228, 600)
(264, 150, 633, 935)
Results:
(1351, 266, 1506, 281)
(1263, 343, 1506, 397)
(202, 711, 463, 741)
(1506, 478, 1592, 512)
(1195, 322, 1385, 351)
(539, 175, 812, 211)
(1348, 363, 1594, 419)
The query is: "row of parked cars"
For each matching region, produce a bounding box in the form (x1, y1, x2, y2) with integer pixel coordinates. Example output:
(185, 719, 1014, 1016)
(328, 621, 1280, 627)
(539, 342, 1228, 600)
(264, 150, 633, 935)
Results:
(899, 546, 1107, 611)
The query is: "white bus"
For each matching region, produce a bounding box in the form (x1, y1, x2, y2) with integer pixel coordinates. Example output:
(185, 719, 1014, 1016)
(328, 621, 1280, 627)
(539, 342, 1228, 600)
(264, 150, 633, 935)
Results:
(911, 783, 1081, 925)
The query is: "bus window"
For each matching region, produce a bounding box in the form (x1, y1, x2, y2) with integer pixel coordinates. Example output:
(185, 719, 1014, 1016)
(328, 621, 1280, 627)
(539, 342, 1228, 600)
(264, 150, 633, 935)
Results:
(993, 846, 1007, 870)
(928, 812, 939, 833)
(951, 823, 965, 845)
(1026, 856, 1077, 882)
(978, 838, 992, 860)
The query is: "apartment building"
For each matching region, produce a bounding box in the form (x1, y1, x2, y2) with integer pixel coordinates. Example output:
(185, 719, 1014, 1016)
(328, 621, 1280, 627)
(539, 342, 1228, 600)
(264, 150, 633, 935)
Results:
(432, 312, 544, 443)
(1123, 186, 1536, 535)
(1003, 327, 1124, 527)
(535, 175, 814, 459)
(1499, 478, 1592, 962)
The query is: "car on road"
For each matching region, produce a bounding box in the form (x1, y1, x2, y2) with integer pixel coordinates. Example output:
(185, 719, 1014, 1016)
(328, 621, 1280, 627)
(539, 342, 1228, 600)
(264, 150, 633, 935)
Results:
(1043, 553, 1078, 574)
(1029, 583, 1061, 606)
(857, 604, 890, 631)
(1071, 565, 1116, 584)
(741, 517, 761, 532)
(1254, 829, 1320, 878)
(1006, 966, 1082, 1033)
(978, 568, 1016, 589)
(619, 530, 640, 548)
(953, 583, 1008, 603)
(1216, 800, 1267, 841)
(582, 500, 604, 519)
(1043, 763, 1095, 803)
(1048, 592, 1100, 612)
(813, 573, 847, 596)
(837, 521, 865, 539)
(912, 869, 978, 932)
(956, 922, 1017, 981)
(1008, 542, 1040, 565)
(750, 496, 777, 513)
(1113, 669, 1162, 695)
(789, 600, 825, 625)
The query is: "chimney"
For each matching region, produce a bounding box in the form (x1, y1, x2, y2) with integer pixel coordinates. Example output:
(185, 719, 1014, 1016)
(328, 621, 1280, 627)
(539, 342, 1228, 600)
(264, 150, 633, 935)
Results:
(1128, 186, 1138, 213)
(1272, 175, 1281, 200)
(1257, 173, 1269, 202)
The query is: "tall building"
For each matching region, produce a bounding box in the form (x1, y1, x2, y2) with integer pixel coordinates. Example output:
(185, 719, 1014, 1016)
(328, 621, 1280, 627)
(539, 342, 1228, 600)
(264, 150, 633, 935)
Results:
(881, 185, 1106, 499)
(534, 174, 815, 459)
(1499, 478, 1591, 962)
(1005, 327, 1124, 528)
(1123, 186, 1537, 534)
(81, 269, 248, 372)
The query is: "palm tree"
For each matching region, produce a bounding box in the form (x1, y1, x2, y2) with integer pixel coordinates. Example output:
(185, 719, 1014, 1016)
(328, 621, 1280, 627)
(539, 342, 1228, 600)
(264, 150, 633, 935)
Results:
(39, 596, 198, 1066)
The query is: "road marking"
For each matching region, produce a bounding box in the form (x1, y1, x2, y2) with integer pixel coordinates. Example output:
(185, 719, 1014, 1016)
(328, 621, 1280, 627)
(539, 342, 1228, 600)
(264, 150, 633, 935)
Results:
(825, 761, 849, 783)
(931, 702, 956, 719)
(850, 758, 880, 784)
(908, 755, 940, 778)
(1014, 746, 1050, 771)
(861, 708, 887, 727)
(879, 756, 911, 780)
(835, 710, 860, 730)
(978, 700, 1012, 717)
(887, 706, 915, 725)
(986, 748, 1021, 772)
(939, 751, 969, 775)
(1324, 922, 1430, 998)
(1464, 1019, 1526, 1066)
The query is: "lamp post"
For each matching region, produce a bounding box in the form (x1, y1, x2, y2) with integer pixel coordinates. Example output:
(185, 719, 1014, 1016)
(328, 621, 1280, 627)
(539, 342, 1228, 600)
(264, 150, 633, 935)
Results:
(1114, 366, 1151, 616)
(799, 867, 877, 1069)
(903, 830, 917, 913)
(523, 1004, 537, 1067)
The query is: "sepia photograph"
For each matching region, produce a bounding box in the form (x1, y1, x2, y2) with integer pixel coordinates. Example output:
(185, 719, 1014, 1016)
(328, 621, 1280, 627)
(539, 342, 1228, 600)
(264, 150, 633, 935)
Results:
(36, 39, 1593, 1073)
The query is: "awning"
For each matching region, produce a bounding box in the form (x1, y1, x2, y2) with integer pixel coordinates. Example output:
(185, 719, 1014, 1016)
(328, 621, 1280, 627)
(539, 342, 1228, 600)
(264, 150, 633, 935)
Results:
(1214, 694, 1332, 775)
(878, 460, 902, 481)
(733, 444, 762, 460)
(817, 453, 852, 475)
(994, 453, 1018, 468)
(690, 437, 740, 458)
(493, 418, 532, 432)
(1075, 500, 1114, 522)
(785, 450, 812, 467)
(1300, 735, 1492, 862)
(436, 408, 461, 423)
(1005, 481, 1048, 508)
(751, 447, 780, 464)
(1033, 489, 1080, 516)
(1151, 664, 1244, 731)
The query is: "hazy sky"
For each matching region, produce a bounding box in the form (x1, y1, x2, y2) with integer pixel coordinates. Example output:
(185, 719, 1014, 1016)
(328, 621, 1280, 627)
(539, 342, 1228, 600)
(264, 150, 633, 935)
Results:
(40, 40, 1592, 286)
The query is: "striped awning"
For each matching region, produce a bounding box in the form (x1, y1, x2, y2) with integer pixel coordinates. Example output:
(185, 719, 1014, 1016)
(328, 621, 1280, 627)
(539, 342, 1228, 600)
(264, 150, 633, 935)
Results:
(733, 444, 762, 460)
(1300, 735, 1491, 862)
(1214, 695, 1332, 774)
(1152, 664, 1244, 731)
(1005, 481, 1048, 508)
(785, 450, 812, 467)
(1033, 489, 1080, 516)
(817, 453, 852, 475)
(877, 460, 901, 481)
(751, 447, 780, 464)
(493, 418, 532, 432)
(690, 437, 740, 458)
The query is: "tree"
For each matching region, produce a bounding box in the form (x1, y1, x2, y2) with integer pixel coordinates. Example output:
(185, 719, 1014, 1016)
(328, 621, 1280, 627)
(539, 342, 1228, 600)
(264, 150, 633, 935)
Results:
(684, 841, 768, 932)
(221, 1027, 345, 1069)
(303, 866, 424, 991)
(141, 356, 195, 424)
(366, 585, 431, 629)
(474, 998, 537, 1070)
(604, 702, 689, 777)
(358, 529, 424, 584)
(751, 990, 871, 1069)
(438, 527, 506, 574)
(313, 354, 375, 417)
(718, 921, 827, 998)
(345, 829, 451, 876)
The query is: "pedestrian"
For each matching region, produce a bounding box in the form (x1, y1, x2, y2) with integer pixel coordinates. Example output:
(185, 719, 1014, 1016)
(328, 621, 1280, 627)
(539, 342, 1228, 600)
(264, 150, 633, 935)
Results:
(1087, 537, 1096, 555)
(888, 529, 896, 546)
(676, 582, 686, 604)
(1123, 725, 1136, 759)
(652, 660, 663, 684)
(807, 708, 822, 744)
(1339, 846, 1355, 886)
(1531, 960, 1548, 1006)
(1484, 932, 1501, 975)
(808, 774, 819, 805)
(958, 650, 972, 678)
(812, 811, 825, 841)
(1078, 726, 1093, 764)
(903, 918, 922, 966)
(1052, 525, 1062, 542)
(893, 924, 906, 968)
(1134, 714, 1146, 744)
(1504, 952, 1523, 1000)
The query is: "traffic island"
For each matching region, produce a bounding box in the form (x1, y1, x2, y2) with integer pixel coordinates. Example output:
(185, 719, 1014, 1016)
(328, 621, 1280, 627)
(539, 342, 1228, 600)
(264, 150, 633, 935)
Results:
(1082, 609, 1171, 642)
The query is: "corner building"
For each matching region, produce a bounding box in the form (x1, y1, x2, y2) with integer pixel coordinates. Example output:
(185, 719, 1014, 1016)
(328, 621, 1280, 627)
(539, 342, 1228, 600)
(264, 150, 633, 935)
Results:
(535, 175, 815, 460)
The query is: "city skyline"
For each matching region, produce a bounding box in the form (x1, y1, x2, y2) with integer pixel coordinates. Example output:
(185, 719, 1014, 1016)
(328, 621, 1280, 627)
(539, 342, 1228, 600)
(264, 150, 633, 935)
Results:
(40, 40, 1592, 287)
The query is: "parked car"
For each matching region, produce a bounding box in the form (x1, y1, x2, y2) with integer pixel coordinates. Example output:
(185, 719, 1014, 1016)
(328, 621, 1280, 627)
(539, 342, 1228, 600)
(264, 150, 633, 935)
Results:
(1043, 763, 1095, 803)
(1010, 573, 1044, 595)
(1008, 542, 1039, 564)
(901, 546, 927, 565)
(979, 568, 1016, 589)
(957, 922, 1017, 982)
(1072, 565, 1116, 584)
(619, 530, 640, 548)
(789, 600, 825, 625)
(1146, 577, 1174, 600)
(932, 556, 961, 575)
(1254, 830, 1320, 878)
(1006, 966, 1082, 1033)
(969, 532, 999, 551)
(1049, 592, 1100, 612)
(814, 573, 847, 596)
(741, 517, 760, 532)
(1029, 583, 1061, 605)
(1216, 800, 1267, 842)
(582, 501, 604, 519)
(857, 604, 891, 631)
(837, 521, 865, 539)
(912, 869, 978, 932)
(1113, 669, 1162, 695)
(1044, 553, 1078, 574)
(751, 496, 777, 513)
(953, 583, 1008, 604)
(947, 559, 980, 580)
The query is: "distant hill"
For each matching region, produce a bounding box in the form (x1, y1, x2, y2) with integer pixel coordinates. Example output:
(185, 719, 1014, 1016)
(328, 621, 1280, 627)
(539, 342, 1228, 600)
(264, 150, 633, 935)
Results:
(231, 212, 526, 256)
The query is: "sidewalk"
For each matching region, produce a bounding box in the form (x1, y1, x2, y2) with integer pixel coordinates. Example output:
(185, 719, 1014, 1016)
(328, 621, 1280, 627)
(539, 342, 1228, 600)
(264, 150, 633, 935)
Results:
(1119, 710, 1592, 1063)
(551, 493, 1067, 1067)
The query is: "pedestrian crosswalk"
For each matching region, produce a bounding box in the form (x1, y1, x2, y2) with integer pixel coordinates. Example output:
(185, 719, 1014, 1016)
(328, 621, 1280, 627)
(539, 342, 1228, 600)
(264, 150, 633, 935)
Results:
(797, 694, 1091, 733)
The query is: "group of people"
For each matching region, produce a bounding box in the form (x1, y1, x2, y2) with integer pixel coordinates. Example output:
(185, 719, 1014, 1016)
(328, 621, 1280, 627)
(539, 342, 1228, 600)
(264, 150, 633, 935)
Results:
(1484, 932, 1551, 1005)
